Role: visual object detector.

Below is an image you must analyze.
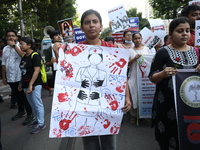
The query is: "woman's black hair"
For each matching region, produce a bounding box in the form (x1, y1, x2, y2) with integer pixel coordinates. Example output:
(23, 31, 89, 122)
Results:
(20, 37, 34, 48)
(123, 30, 132, 37)
(132, 32, 142, 39)
(81, 9, 102, 26)
(104, 36, 115, 43)
(169, 17, 190, 33)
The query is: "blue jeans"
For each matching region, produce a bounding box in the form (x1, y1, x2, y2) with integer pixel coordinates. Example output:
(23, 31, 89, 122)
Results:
(24, 85, 44, 126)
(82, 135, 116, 150)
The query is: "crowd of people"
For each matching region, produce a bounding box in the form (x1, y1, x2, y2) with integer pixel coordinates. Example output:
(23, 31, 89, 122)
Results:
(0, 3, 200, 150)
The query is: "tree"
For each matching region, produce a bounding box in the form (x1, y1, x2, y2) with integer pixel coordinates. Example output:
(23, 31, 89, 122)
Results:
(126, 8, 150, 30)
(149, 0, 190, 19)
(0, 0, 77, 39)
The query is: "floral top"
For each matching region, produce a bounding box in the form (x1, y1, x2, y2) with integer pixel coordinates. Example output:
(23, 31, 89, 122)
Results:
(148, 46, 198, 148)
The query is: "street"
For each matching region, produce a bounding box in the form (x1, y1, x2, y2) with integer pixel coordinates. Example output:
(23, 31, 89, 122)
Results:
(0, 83, 161, 150)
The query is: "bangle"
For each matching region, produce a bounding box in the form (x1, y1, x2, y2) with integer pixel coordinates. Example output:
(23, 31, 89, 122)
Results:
(109, 30, 113, 32)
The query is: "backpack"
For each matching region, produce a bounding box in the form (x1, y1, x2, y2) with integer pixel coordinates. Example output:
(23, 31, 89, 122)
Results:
(31, 52, 47, 83)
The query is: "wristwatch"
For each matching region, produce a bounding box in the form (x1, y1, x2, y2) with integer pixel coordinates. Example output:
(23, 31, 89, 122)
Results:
(12, 45, 16, 48)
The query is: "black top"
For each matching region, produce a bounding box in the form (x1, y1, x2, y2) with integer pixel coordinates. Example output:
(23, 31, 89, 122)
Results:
(20, 52, 42, 88)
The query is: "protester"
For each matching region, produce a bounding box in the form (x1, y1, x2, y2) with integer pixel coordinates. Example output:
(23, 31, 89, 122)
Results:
(19, 37, 46, 134)
(104, 36, 115, 44)
(148, 17, 200, 150)
(181, 4, 200, 47)
(2, 29, 33, 125)
(128, 32, 151, 123)
(45, 30, 62, 90)
(53, 9, 131, 150)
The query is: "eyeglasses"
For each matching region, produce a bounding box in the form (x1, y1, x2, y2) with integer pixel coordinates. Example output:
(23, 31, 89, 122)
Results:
(19, 43, 27, 46)
(7, 35, 16, 37)
(125, 34, 132, 37)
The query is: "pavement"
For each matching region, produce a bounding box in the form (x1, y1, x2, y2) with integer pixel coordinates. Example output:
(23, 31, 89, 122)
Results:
(0, 80, 164, 150)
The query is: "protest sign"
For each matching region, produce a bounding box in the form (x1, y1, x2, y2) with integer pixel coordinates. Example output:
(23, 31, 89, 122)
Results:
(74, 28, 86, 43)
(172, 69, 200, 150)
(195, 20, 200, 46)
(58, 18, 75, 42)
(137, 54, 155, 118)
(49, 43, 129, 137)
(140, 27, 161, 49)
(112, 32, 123, 43)
(189, 0, 200, 5)
(108, 4, 130, 33)
(148, 19, 167, 39)
(128, 17, 139, 32)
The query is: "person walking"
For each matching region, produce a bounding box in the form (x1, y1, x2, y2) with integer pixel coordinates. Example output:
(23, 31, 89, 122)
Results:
(1, 29, 33, 125)
(52, 9, 131, 150)
(149, 17, 200, 150)
(19, 37, 46, 134)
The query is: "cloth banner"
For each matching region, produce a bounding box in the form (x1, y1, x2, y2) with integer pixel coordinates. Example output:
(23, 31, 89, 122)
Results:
(137, 54, 155, 118)
(49, 43, 129, 137)
(172, 69, 200, 150)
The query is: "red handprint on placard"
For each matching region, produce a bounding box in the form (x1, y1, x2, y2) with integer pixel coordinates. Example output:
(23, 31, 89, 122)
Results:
(59, 111, 77, 130)
(57, 92, 69, 102)
(78, 125, 95, 136)
(53, 128, 62, 137)
(64, 44, 87, 56)
(109, 58, 127, 75)
(96, 115, 111, 129)
(110, 122, 120, 134)
(104, 94, 119, 111)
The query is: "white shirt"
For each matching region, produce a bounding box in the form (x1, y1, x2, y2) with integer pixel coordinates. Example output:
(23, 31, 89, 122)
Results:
(2, 42, 22, 82)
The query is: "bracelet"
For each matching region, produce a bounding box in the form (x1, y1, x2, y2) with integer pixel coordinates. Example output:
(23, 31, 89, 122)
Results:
(109, 30, 113, 32)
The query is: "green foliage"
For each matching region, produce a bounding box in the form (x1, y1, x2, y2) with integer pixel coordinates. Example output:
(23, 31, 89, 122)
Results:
(149, 0, 190, 19)
(126, 8, 150, 30)
(0, 0, 77, 40)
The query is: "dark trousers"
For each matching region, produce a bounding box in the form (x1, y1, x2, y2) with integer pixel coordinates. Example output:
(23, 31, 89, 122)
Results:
(0, 118, 2, 150)
(8, 82, 32, 115)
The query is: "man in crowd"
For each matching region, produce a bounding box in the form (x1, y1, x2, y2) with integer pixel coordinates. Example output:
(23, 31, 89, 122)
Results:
(2, 29, 33, 125)
(45, 30, 62, 89)
(181, 4, 200, 47)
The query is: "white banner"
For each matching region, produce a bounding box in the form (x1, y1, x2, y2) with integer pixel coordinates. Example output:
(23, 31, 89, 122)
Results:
(49, 43, 129, 137)
(108, 4, 130, 33)
(189, 0, 200, 5)
(137, 54, 155, 118)
(195, 20, 200, 46)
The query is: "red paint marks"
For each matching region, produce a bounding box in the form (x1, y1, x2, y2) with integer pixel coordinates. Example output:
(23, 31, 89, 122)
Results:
(103, 119, 111, 129)
(84, 107, 87, 112)
(109, 101, 119, 111)
(57, 92, 69, 102)
(115, 51, 119, 53)
(110, 124, 120, 134)
(60, 60, 73, 79)
(53, 128, 62, 137)
(64, 45, 86, 56)
(116, 84, 126, 93)
(59, 119, 71, 130)
(105, 94, 119, 111)
(114, 55, 117, 57)
(94, 49, 97, 52)
(109, 58, 127, 75)
(78, 125, 94, 136)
